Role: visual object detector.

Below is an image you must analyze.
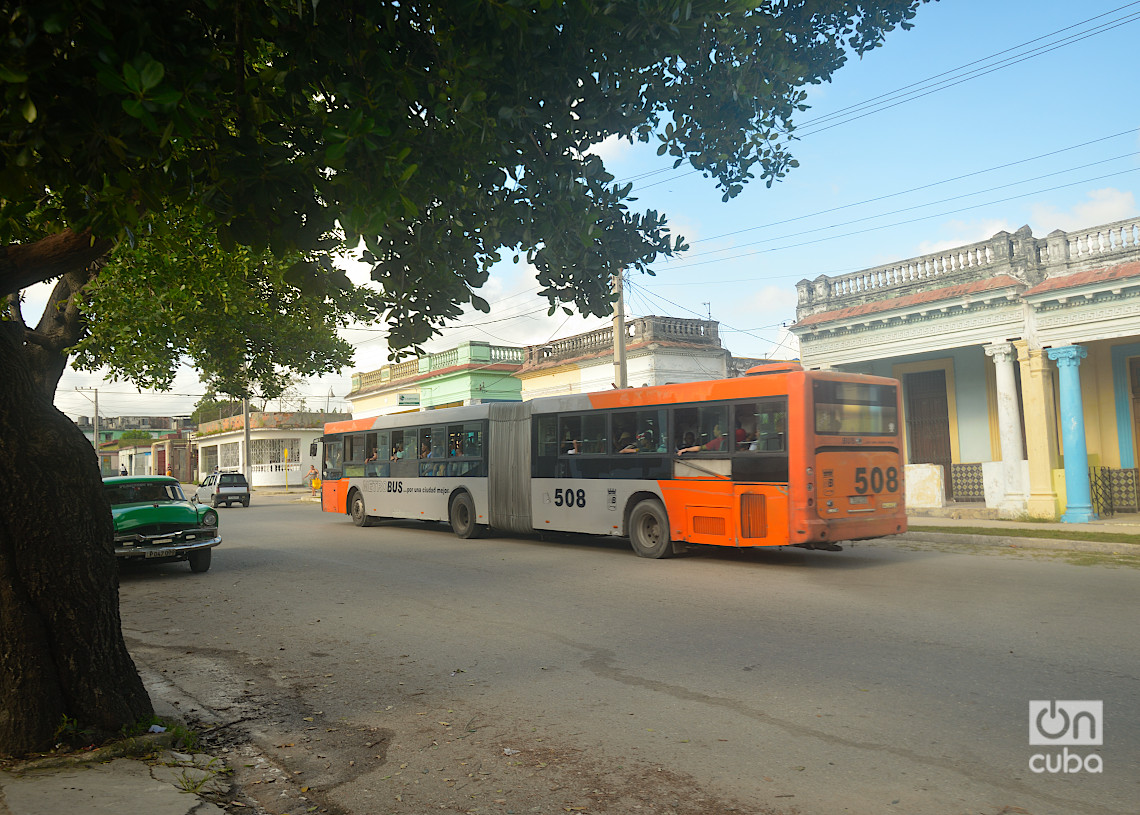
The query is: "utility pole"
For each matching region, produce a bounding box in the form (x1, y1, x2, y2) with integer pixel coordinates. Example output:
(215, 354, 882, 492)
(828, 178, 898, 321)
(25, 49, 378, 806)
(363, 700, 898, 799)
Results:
(613, 270, 627, 389)
(243, 397, 252, 483)
(75, 386, 99, 450)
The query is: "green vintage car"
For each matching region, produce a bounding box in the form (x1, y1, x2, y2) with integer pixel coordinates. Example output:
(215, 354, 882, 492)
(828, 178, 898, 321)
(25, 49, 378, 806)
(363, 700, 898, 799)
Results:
(104, 475, 222, 572)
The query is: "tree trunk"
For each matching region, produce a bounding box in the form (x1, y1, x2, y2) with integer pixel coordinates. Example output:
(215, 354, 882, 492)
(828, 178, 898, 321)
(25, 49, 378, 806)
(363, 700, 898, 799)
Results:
(0, 320, 153, 756)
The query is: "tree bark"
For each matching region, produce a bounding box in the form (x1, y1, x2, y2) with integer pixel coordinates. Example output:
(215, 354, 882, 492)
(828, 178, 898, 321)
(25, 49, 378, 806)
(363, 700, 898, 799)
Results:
(0, 318, 153, 756)
(1, 230, 112, 298)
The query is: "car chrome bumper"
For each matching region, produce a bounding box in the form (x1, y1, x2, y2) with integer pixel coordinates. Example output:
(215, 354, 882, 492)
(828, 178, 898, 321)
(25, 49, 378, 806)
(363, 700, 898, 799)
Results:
(114, 531, 222, 558)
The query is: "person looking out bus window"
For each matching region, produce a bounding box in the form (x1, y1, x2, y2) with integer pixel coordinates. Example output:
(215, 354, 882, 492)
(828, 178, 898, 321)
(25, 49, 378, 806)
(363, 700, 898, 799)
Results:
(679, 425, 731, 454)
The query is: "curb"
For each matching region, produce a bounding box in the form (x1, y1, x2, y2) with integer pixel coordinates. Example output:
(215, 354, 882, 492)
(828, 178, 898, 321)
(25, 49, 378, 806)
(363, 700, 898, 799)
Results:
(888, 530, 1133, 554)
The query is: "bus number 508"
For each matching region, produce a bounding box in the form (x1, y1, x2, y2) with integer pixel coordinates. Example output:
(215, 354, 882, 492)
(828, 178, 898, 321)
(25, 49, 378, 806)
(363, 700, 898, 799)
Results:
(854, 467, 899, 494)
(554, 487, 587, 508)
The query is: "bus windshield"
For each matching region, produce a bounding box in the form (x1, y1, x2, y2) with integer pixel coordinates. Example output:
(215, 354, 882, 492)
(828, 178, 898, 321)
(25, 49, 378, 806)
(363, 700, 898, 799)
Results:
(813, 380, 898, 436)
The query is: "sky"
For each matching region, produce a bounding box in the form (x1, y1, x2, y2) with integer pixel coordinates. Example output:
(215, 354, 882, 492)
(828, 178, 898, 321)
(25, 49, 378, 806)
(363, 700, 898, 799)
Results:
(46, 0, 1140, 424)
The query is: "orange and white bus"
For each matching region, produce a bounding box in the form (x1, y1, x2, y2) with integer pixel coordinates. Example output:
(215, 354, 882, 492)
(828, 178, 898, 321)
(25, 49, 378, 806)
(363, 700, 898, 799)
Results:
(318, 363, 905, 557)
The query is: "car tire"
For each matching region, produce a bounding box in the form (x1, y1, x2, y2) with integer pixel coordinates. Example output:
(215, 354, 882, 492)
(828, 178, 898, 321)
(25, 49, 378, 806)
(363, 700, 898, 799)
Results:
(188, 550, 212, 573)
(213, 497, 222, 508)
(241, 497, 250, 507)
(629, 499, 673, 559)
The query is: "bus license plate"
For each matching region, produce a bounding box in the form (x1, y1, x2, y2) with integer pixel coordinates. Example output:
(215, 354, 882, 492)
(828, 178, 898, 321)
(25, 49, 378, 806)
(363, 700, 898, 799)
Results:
(849, 496, 869, 505)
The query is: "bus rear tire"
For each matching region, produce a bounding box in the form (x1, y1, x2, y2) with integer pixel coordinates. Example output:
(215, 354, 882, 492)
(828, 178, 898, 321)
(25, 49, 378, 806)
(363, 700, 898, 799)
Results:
(350, 490, 374, 527)
(450, 492, 481, 539)
(629, 499, 673, 559)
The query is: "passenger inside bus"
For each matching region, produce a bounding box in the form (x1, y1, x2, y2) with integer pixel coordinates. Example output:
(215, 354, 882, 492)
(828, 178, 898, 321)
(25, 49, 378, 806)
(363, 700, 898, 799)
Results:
(676, 431, 696, 453)
(638, 430, 656, 452)
(679, 424, 729, 453)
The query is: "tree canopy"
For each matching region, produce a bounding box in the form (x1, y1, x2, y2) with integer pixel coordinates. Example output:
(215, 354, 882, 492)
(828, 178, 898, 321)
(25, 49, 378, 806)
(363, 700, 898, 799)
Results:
(3, 0, 925, 365)
(0, 0, 929, 756)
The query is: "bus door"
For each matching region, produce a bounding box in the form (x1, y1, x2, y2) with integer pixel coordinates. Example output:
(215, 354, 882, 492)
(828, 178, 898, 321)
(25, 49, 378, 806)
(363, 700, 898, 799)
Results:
(321, 437, 344, 513)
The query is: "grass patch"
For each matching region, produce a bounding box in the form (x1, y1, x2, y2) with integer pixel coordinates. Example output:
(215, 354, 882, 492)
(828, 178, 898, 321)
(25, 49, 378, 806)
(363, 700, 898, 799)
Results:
(908, 525, 1140, 545)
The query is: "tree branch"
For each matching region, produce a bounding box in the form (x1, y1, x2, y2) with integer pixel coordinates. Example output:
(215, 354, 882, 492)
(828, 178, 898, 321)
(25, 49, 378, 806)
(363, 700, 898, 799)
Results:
(0, 231, 112, 298)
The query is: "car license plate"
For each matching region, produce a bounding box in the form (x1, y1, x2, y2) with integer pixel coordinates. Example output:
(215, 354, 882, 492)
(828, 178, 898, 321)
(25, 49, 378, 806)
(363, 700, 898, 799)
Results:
(145, 549, 175, 558)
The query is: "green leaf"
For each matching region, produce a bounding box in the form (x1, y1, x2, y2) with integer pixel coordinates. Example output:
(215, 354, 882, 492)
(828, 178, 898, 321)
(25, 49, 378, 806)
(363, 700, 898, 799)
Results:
(123, 62, 142, 93)
(0, 66, 28, 83)
(20, 97, 36, 123)
(139, 60, 165, 90)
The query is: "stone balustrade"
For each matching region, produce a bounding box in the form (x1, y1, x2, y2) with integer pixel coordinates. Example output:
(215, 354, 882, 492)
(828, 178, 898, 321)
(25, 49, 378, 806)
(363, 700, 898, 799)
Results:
(1046, 216, 1140, 266)
(349, 318, 720, 393)
(522, 315, 720, 367)
(796, 216, 1140, 320)
(350, 341, 525, 395)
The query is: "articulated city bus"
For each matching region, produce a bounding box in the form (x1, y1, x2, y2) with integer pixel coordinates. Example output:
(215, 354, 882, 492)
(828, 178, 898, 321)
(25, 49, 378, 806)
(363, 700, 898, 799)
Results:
(318, 363, 905, 557)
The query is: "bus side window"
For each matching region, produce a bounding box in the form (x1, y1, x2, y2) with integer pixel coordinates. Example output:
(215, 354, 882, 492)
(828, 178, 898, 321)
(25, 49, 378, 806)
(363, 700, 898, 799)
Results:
(325, 441, 343, 476)
(464, 422, 485, 459)
(558, 416, 582, 455)
(580, 414, 606, 454)
(738, 401, 787, 452)
(536, 415, 558, 459)
(673, 405, 728, 452)
(432, 426, 446, 459)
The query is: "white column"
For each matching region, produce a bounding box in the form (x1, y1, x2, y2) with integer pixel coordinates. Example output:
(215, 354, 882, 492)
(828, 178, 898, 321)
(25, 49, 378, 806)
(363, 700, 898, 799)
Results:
(985, 342, 1026, 513)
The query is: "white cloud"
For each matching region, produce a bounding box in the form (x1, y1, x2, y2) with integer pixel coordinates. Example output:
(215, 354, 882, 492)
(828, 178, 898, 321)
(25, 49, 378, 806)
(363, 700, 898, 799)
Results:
(915, 218, 1016, 256)
(587, 134, 637, 164)
(1029, 188, 1137, 234)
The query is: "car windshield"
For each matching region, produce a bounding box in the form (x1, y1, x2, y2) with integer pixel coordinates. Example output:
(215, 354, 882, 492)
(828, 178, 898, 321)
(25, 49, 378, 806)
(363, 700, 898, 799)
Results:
(105, 482, 185, 506)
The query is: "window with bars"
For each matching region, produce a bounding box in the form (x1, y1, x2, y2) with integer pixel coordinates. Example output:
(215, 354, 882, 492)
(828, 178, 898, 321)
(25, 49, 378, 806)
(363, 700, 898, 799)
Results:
(251, 438, 300, 464)
(220, 442, 241, 469)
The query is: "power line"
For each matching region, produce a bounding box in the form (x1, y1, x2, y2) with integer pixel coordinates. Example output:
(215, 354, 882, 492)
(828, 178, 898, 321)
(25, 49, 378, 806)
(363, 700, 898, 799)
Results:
(686, 128, 1140, 249)
(630, 4, 1140, 192)
(659, 151, 1140, 266)
(646, 165, 1140, 273)
(794, 2, 1140, 136)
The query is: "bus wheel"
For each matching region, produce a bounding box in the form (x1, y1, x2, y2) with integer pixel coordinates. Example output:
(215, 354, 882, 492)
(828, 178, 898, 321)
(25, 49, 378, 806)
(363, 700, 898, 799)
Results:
(350, 491, 374, 527)
(629, 499, 673, 559)
(449, 492, 481, 539)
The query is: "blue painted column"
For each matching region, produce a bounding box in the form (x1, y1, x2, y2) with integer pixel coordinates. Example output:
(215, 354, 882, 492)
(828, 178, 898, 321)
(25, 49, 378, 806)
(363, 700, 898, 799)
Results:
(1046, 345, 1097, 523)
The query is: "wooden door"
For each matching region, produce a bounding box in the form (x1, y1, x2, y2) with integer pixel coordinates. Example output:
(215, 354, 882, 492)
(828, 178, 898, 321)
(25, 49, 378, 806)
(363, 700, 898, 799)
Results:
(904, 370, 952, 496)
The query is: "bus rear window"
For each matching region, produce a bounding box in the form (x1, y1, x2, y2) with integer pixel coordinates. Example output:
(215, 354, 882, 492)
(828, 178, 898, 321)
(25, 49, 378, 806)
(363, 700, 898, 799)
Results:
(813, 381, 898, 435)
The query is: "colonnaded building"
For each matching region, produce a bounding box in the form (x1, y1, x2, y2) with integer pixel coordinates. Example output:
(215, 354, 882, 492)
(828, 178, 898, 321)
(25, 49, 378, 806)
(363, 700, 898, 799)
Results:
(791, 215, 1140, 522)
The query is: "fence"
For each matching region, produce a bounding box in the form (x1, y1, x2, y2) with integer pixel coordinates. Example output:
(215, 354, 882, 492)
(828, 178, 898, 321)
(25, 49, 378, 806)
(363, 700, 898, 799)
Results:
(1089, 467, 1140, 517)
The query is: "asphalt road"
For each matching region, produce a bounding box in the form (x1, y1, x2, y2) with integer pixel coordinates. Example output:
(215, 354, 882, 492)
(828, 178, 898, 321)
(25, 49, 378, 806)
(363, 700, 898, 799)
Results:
(119, 494, 1139, 815)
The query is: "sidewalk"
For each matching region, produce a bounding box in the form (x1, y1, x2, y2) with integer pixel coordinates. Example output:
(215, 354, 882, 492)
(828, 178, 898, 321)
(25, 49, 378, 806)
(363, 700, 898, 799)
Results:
(895, 510, 1140, 553)
(0, 687, 238, 815)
